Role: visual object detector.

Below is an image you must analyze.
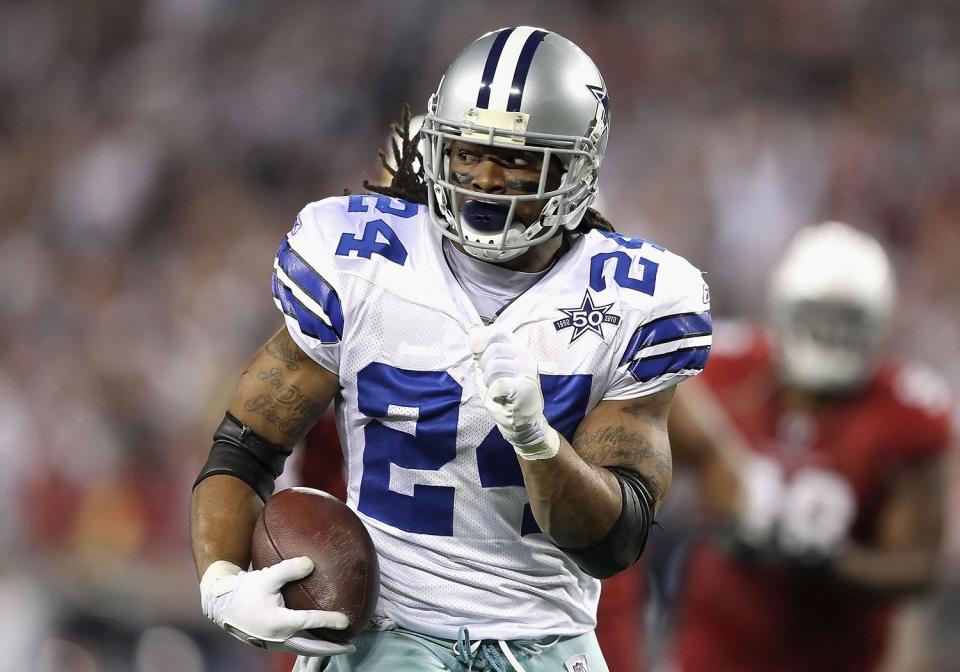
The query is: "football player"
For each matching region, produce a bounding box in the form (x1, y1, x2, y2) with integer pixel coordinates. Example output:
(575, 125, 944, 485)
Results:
(274, 111, 649, 672)
(667, 222, 953, 672)
(191, 27, 712, 672)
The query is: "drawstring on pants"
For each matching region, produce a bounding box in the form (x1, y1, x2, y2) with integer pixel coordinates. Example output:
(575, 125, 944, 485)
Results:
(452, 627, 559, 672)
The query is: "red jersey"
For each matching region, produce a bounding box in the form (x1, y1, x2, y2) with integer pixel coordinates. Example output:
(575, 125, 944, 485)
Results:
(674, 324, 953, 672)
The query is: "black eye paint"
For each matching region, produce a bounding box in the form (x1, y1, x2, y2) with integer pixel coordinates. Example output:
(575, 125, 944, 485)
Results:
(506, 179, 540, 192)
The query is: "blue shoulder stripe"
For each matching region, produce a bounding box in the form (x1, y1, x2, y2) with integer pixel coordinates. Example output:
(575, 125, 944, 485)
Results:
(628, 346, 710, 383)
(276, 239, 344, 338)
(620, 311, 712, 365)
(272, 271, 295, 317)
(272, 270, 340, 344)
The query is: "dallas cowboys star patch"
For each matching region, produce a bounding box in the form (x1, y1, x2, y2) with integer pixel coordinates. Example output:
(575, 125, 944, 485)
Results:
(553, 290, 620, 343)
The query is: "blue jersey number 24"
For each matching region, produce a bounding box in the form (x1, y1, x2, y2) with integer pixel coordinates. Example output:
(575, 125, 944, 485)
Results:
(590, 230, 663, 296)
(334, 195, 417, 266)
(356, 362, 592, 537)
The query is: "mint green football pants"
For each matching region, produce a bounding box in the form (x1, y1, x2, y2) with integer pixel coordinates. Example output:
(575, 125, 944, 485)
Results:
(293, 627, 609, 672)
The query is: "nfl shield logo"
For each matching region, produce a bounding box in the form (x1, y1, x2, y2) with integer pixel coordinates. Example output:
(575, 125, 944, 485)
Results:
(564, 654, 590, 672)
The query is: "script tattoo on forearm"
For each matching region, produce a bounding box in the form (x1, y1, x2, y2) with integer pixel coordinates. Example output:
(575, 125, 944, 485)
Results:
(574, 424, 671, 503)
(244, 368, 320, 438)
(265, 334, 310, 371)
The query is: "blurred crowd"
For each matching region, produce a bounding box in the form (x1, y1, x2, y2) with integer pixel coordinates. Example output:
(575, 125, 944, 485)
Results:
(0, 1, 957, 670)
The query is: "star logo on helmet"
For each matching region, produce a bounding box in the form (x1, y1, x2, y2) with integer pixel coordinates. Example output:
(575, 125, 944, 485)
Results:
(586, 84, 609, 114)
(554, 290, 621, 343)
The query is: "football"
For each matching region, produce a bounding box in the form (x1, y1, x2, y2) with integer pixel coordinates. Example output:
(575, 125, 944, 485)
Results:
(250, 487, 379, 643)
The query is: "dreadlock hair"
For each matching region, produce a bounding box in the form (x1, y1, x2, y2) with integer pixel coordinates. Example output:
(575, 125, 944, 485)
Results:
(358, 104, 429, 205)
(581, 203, 616, 234)
(356, 104, 615, 235)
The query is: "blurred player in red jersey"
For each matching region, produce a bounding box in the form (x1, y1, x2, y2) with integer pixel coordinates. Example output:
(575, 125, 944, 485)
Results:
(666, 222, 953, 672)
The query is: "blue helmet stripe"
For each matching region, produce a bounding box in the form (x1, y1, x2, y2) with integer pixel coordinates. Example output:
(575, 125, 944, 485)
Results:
(476, 28, 515, 109)
(506, 30, 548, 112)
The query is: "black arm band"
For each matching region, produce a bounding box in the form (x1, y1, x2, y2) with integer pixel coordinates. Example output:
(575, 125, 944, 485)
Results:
(193, 412, 293, 502)
(561, 466, 655, 579)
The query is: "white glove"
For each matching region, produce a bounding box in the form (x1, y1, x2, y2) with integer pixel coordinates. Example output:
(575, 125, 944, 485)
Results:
(734, 455, 785, 547)
(470, 327, 560, 460)
(200, 557, 355, 656)
(777, 467, 856, 559)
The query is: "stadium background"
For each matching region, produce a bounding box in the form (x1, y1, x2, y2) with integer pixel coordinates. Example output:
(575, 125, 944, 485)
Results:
(0, 1, 958, 670)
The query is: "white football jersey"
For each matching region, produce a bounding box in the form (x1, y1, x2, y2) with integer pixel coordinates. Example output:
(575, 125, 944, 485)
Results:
(272, 195, 711, 640)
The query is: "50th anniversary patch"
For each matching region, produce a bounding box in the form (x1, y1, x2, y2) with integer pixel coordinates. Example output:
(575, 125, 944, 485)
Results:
(554, 290, 621, 343)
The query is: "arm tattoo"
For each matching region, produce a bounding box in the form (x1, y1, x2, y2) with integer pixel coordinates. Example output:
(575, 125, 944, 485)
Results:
(243, 367, 321, 439)
(573, 424, 671, 502)
(623, 397, 670, 424)
(265, 334, 311, 371)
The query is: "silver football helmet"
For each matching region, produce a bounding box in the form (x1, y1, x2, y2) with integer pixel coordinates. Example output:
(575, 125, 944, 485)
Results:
(768, 222, 895, 395)
(381, 114, 426, 179)
(422, 26, 610, 262)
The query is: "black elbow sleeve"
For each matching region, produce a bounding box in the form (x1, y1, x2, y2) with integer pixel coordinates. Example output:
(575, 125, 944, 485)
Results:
(193, 412, 293, 502)
(561, 466, 655, 579)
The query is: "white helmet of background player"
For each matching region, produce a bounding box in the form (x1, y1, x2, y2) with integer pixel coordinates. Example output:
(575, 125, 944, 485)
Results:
(768, 222, 895, 395)
(381, 115, 426, 180)
(421, 26, 610, 262)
